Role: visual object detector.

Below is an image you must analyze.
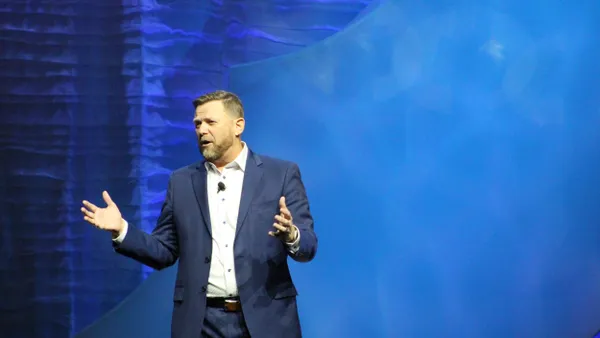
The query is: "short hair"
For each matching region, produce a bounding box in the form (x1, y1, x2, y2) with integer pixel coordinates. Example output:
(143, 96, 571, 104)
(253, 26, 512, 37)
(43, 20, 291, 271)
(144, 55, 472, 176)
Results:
(192, 90, 244, 118)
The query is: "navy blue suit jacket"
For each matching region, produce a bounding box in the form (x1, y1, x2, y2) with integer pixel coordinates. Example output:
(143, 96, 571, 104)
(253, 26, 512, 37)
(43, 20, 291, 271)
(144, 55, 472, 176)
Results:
(113, 150, 318, 338)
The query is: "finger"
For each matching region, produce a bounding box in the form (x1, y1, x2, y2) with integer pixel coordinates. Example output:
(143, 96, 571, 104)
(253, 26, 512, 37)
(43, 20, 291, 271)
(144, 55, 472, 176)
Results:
(83, 216, 97, 226)
(80, 207, 94, 219)
(279, 207, 292, 220)
(269, 229, 284, 238)
(102, 191, 114, 206)
(272, 223, 288, 233)
(274, 215, 291, 226)
(279, 196, 286, 208)
(82, 200, 98, 212)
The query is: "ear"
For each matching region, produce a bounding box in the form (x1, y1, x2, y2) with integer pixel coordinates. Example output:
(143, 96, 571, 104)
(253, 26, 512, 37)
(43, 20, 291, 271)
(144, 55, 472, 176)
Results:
(234, 118, 245, 137)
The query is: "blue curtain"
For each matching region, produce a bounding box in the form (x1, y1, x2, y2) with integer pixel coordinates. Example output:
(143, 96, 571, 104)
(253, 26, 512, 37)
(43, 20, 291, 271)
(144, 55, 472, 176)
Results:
(0, 1, 370, 337)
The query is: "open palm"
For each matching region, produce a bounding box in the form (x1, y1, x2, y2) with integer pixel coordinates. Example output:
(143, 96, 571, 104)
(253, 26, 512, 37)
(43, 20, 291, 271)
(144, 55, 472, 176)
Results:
(81, 191, 123, 232)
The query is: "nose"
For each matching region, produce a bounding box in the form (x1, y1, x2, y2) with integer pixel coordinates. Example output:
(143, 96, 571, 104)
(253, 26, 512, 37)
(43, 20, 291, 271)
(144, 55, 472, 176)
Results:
(198, 123, 209, 135)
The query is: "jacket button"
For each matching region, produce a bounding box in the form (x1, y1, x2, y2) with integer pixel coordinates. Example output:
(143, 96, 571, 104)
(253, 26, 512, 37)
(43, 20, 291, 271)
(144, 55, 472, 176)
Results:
(201, 286, 207, 293)
(204, 257, 210, 263)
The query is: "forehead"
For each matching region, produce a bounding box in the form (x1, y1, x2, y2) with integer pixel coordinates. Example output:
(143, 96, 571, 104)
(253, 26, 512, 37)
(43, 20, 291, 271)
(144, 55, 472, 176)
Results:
(194, 100, 226, 119)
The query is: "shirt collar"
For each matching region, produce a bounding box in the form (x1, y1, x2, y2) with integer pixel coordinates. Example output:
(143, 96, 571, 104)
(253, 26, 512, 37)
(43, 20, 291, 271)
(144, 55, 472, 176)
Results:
(205, 142, 248, 172)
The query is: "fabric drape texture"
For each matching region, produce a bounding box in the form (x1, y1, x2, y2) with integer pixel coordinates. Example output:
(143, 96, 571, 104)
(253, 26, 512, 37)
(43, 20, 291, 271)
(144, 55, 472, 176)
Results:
(0, 1, 369, 337)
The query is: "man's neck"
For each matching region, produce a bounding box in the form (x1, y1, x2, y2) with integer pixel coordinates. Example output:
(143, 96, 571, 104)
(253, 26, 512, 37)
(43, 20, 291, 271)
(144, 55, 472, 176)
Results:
(212, 141, 244, 170)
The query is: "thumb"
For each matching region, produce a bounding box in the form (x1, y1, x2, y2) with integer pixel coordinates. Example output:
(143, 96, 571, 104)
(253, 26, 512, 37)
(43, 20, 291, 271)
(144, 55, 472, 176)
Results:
(102, 191, 115, 206)
(279, 196, 286, 208)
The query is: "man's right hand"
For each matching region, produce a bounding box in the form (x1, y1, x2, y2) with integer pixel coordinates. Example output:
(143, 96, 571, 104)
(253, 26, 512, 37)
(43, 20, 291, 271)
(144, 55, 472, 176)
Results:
(81, 191, 125, 236)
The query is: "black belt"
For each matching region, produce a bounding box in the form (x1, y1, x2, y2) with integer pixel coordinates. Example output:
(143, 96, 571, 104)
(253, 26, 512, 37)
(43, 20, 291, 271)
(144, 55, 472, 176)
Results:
(206, 297, 242, 312)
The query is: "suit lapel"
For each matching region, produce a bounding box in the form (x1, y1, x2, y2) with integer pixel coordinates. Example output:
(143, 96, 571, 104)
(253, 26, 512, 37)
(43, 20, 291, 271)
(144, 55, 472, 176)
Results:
(191, 162, 212, 236)
(235, 152, 263, 238)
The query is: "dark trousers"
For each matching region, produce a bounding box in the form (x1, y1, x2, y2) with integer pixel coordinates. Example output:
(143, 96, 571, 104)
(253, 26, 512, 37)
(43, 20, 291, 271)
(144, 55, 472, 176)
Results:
(202, 306, 251, 338)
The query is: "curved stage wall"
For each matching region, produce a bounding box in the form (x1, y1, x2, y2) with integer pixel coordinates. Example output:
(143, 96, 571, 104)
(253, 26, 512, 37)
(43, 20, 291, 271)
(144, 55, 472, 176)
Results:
(77, 0, 600, 337)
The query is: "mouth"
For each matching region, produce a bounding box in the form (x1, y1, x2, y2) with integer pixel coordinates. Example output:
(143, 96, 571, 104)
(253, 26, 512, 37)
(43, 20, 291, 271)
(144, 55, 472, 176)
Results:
(200, 140, 212, 147)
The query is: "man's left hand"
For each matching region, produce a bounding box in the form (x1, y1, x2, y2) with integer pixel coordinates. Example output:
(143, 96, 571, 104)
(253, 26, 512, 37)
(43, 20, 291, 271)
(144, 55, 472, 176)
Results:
(269, 196, 298, 243)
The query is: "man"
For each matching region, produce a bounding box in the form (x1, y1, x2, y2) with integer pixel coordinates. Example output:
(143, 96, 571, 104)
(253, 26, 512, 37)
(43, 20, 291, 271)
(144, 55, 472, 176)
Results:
(80, 90, 318, 338)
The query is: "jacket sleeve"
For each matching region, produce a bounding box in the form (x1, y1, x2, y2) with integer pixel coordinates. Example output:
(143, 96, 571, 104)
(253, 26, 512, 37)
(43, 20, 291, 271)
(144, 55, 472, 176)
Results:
(283, 163, 317, 262)
(113, 175, 179, 270)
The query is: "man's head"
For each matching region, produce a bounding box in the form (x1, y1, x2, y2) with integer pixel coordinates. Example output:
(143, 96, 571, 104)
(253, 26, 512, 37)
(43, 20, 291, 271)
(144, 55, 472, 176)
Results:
(192, 90, 245, 165)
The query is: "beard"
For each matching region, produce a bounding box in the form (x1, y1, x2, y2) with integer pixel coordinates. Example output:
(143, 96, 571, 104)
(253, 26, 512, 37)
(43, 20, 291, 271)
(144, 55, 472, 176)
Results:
(199, 136, 233, 162)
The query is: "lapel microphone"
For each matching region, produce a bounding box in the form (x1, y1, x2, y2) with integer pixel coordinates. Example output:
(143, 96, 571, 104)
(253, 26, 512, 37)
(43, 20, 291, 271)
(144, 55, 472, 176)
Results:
(217, 181, 226, 193)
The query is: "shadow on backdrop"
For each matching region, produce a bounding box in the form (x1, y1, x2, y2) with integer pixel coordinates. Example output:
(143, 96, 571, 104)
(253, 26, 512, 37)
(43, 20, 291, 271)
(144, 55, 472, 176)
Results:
(76, 0, 600, 337)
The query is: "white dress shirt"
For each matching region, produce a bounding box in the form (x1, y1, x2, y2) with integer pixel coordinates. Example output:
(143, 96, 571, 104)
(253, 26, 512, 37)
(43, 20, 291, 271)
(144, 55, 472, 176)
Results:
(204, 144, 247, 297)
(114, 142, 300, 298)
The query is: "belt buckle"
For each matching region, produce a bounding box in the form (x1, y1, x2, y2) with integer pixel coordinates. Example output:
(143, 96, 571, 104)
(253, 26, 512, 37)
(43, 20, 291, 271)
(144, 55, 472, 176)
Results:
(224, 299, 240, 312)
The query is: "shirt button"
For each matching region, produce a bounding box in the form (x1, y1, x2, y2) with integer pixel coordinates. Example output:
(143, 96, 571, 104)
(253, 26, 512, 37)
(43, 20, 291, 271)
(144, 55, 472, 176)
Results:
(228, 269, 231, 272)
(222, 221, 226, 225)
(201, 286, 207, 293)
(225, 244, 228, 248)
(223, 176, 226, 179)
(204, 257, 210, 263)
(221, 198, 225, 202)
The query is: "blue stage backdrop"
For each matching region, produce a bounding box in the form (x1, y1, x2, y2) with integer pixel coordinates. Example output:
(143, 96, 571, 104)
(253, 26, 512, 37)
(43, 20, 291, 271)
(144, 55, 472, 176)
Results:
(2, 0, 600, 337)
(78, 0, 600, 337)
(0, 1, 369, 337)
(231, 1, 600, 336)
